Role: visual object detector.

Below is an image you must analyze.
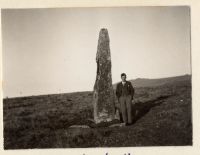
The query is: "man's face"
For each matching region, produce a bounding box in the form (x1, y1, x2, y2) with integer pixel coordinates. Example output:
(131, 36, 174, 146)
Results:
(121, 75, 126, 82)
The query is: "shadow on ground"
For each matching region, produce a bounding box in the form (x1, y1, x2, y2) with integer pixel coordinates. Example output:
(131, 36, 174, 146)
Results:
(82, 95, 170, 128)
(132, 95, 170, 124)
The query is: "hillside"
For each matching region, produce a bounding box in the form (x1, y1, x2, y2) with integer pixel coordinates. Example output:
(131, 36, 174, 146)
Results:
(113, 74, 191, 89)
(3, 75, 192, 149)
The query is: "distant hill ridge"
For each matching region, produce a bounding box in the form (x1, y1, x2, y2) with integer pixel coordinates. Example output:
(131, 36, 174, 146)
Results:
(113, 74, 191, 89)
(5, 74, 191, 99)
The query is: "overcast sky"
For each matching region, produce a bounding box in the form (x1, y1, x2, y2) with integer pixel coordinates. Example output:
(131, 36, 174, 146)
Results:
(2, 7, 191, 98)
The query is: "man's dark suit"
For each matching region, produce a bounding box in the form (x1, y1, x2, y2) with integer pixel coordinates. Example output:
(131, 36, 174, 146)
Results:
(116, 81, 135, 124)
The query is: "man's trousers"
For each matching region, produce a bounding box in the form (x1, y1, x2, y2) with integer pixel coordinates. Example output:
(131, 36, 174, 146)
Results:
(119, 95, 132, 124)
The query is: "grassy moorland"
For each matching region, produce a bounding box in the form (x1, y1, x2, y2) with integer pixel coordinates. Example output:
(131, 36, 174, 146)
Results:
(3, 75, 192, 149)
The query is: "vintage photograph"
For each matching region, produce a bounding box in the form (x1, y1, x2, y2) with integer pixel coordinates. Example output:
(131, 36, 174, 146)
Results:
(2, 7, 192, 149)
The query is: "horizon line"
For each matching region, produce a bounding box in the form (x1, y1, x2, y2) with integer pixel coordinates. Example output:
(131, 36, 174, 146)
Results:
(3, 74, 191, 99)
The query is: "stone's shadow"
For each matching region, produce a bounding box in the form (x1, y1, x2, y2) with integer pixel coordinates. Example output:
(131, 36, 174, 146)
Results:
(86, 95, 170, 128)
(116, 95, 170, 124)
(131, 95, 170, 124)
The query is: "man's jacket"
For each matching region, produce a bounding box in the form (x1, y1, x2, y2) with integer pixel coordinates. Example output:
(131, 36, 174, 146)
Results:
(116, 81, 135, 100)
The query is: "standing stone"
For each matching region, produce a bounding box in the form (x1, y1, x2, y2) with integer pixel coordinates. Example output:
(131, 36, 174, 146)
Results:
(93, 28, 115, 124)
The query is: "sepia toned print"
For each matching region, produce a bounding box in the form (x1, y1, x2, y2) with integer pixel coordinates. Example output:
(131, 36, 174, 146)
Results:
(2, 7, 192, 149)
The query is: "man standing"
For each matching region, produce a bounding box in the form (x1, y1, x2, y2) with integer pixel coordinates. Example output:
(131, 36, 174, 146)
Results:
(116, 73, 135, 125)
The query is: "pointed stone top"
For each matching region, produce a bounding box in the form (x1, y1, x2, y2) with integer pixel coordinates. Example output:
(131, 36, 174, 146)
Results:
(98, 28, 109, 43)
(99, 28, 108, 35)
(100, 28, 108, 32)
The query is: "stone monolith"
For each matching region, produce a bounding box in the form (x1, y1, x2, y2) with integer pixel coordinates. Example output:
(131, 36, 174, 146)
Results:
(93, 28, 115, 124)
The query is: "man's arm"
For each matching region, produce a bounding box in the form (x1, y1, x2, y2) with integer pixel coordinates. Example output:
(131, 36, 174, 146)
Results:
(116, 83, 120, 101)
(129, 82, 135, 100)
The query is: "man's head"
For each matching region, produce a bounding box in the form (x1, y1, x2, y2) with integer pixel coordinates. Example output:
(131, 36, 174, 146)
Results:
(121, 73, 127, 82)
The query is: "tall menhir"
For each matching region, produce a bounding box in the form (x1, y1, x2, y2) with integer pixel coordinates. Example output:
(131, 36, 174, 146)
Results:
(93, 28, 115, 124)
